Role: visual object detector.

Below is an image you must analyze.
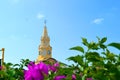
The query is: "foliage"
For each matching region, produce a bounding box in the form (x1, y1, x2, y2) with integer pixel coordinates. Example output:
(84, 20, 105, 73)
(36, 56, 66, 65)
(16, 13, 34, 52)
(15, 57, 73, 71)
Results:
(0, 59, 30, 80)
(67, 37, 120, 80)
(0, 37, 120, 80)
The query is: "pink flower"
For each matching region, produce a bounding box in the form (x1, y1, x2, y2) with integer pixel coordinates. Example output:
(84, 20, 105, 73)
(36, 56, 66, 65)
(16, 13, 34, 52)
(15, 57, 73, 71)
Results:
(24, 61, 48, 80)
(48, 65, 57, 72)
(54, 75, 66, 80)
(0, 66, 2, 70)
(72, 74, 76, 80)
(86, 77, 93, 80)
(54, 62, 59, 67)
(48, 62, 60, 72)
(38, 62, 48, 75)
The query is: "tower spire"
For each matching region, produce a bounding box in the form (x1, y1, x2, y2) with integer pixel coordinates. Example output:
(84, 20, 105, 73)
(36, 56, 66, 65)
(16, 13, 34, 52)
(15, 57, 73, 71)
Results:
(42, 20, 48, 38)
(36, 22, 52, 63)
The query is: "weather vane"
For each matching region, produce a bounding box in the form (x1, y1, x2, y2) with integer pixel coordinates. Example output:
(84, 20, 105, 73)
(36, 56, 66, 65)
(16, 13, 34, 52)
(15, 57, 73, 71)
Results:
(44, 20, 47, 25)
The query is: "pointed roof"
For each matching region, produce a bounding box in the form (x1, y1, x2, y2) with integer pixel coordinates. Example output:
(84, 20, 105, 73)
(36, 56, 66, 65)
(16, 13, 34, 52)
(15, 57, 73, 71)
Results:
(42, 21, 48, 37)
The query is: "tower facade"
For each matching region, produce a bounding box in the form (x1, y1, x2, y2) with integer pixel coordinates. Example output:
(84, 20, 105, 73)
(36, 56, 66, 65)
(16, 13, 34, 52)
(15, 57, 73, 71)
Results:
(36, 23, 52, 63)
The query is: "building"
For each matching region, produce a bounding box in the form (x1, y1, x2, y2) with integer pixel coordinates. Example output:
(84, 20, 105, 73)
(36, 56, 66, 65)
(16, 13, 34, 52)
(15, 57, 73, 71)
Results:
(36, 23, 57, 64)
(0, 48, 4, 66)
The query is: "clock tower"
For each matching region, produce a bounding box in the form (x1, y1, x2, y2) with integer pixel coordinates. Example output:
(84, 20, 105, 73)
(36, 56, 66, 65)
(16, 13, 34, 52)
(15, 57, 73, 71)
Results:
(36, 22, 52, 63)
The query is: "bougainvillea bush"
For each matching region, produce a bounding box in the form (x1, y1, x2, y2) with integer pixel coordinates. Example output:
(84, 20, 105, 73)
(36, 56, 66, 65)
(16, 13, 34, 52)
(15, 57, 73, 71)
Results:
(0, 37, 120, 80)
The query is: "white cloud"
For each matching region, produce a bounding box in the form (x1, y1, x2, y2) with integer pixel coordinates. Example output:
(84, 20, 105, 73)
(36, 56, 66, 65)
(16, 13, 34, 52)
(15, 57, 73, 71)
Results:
(37, 13, 45, 20)
(8, 0, 21, 4)
(92, 18, 104, 24)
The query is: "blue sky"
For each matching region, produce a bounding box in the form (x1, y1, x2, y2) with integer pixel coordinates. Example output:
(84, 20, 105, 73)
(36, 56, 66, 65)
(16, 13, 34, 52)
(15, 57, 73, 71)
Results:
(0, 0, 120, 64)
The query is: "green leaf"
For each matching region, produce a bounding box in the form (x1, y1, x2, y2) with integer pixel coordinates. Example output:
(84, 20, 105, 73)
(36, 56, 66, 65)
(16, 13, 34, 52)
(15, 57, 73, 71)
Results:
(100, 44, 106, 49)
(85, 52, 100, 62)
(88, 42, 99, 50)
(105, 50, 116, 62)
(82, 37, 88, 46)
(70, 46, 84, 53)
(67, 55, 84, 66)
(108, 42, 120, 50)
(96, 36, 100, 42)
(101, 37, 107, 43)
(82, 74, 87, 80)
(13, 64, 20, 67)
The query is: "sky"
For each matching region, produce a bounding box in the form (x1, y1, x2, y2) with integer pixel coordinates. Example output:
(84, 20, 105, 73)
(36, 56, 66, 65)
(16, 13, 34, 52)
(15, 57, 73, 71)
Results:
(0, 0, 120, 64)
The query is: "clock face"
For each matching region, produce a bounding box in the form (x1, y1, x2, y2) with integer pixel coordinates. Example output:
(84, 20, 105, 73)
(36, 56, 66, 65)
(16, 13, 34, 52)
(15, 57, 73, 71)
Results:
(48, 50, 51, 54)
(43, 50, 46, 56)
(39, 51, 41, 55)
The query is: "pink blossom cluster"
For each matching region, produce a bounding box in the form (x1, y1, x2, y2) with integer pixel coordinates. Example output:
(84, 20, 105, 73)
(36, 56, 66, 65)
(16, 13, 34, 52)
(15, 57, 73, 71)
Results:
(24, 61, 65, 80)
(24, 61, 92, 80)
(0, 66, 2, 70)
